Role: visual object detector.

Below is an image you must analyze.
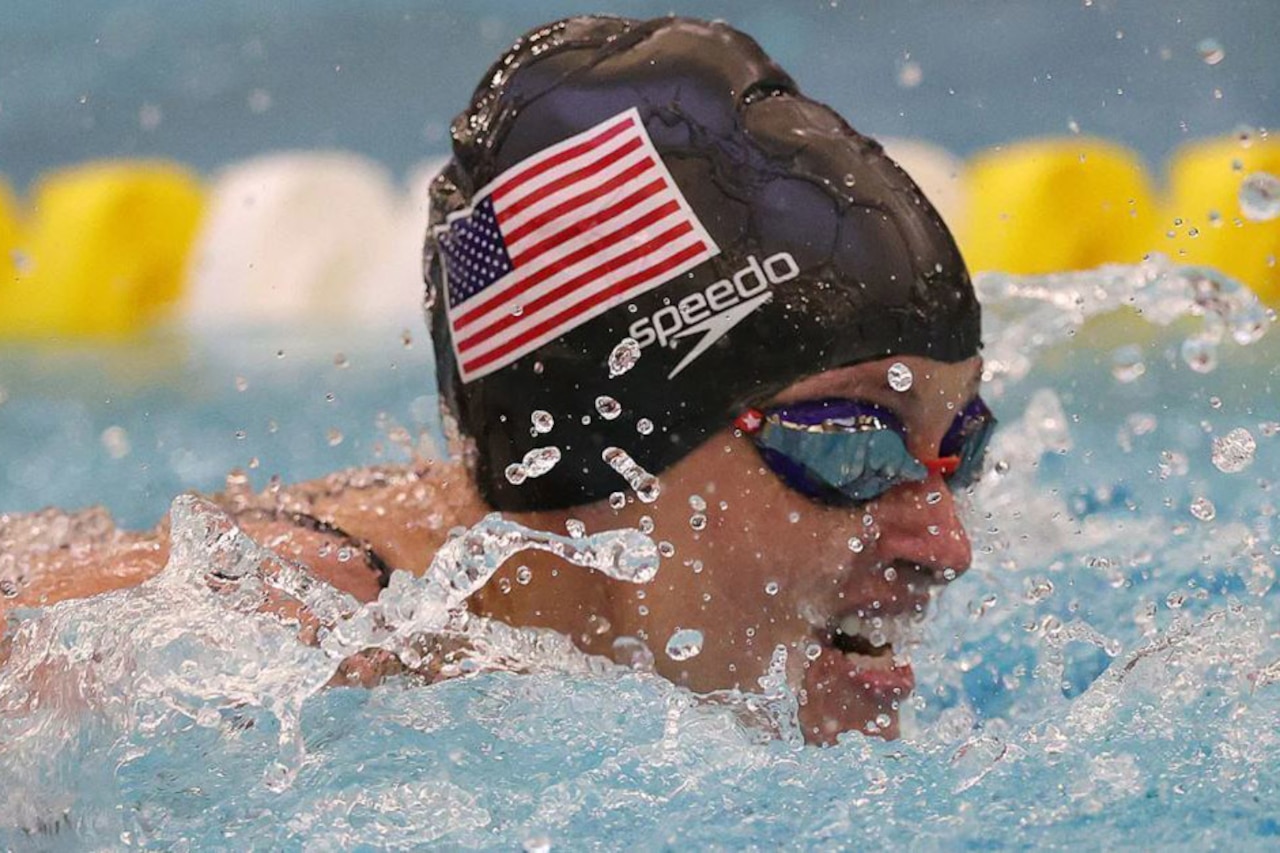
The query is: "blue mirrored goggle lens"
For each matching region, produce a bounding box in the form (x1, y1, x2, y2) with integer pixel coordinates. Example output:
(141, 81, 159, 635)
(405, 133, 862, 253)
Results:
(939, 397, 997, 488)
(748, 398, 995, 506)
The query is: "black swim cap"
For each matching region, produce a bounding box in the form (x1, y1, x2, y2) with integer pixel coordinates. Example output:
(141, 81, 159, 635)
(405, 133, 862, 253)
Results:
(425, 15, 980, 512)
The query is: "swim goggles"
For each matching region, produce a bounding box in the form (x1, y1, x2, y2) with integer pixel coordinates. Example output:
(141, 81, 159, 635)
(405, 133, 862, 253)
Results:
(734, 397, 996, 506)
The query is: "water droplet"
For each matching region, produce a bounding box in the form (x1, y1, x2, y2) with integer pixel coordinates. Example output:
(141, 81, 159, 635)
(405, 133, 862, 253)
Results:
(595, 395, 622, 420)
(522, 446, 561, 478)
(635, 479, 661, 503)
(688, 495, 707, 512)
(636, 418, 654, 435)
(515, 565, 532, 585)
(603, 447, 661, 503)
(505, 463, 528, 485)
(531, 410, 554, 434)
(689, 513, 707, 531)
(658, 540, 676, 558)
(805, 642, 823, 661)
(639, 515, 655, 534)
(1197, 38, 1225, 65)
(1212, 427, 1256, 473)
(848, 536, 865, 553)
(926, 491, 943, 506)
(608, 337, 642, 377)
(275, 348, 286, 359)
(1209, 396, 1223, 409)
(326, 428, 344, 447)
(887, 361, 914, 392)
(1024, 578, 1055, 603)
(1166, 590, 1186, 609)
(764, 580, 780, 596)
(788, 511, 801, 524)
(1240, 172, 1280, 221)
(333, 352, 349, 369)
(664, 628, 704, 661)
(1190, 496, 1217, 521)
(897, 61, 923, 88)
(1110, 345, 1146, 383)
(565, 519, 586, 538)
(883, 566, 897, 582)
(234, 375, 249, 392)
(875, 713, 892, 730)
(1181, 337, 1218, 373)
(100, 425, 131, 459)
(609, 491, 627, 509)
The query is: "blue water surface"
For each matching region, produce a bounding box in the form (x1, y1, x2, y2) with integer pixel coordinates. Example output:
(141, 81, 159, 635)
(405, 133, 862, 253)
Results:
(3, 264, 1280, 848)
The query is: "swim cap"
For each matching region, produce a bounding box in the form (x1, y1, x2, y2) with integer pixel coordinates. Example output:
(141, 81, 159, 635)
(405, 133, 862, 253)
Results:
(425, 15, 980, 512)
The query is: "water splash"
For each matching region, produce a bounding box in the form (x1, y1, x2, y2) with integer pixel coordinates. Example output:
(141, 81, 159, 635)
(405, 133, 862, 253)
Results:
(5, 260, 1280, 847)
(976, 256, 1272, 392)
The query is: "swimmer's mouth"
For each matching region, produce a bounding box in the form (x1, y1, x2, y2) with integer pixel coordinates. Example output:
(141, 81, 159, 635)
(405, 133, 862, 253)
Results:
(819, 612, 923, 659)
(828, 627, 892, 657)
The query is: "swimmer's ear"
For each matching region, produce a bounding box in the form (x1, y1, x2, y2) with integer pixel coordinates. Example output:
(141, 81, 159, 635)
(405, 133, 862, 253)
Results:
(959, 138, 1158, 276)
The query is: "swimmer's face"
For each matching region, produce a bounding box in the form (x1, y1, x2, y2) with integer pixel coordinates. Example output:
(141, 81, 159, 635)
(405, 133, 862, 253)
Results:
(600, 354, 981, 743)
(474, 354, 982, 744)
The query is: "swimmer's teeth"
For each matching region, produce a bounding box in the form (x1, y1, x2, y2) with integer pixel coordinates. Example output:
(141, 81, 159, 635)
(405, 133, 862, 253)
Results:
(833, 612, 923, 656)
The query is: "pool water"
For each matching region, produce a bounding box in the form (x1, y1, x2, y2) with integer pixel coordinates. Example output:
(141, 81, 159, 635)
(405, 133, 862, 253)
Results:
(3, 259, 1280, 848)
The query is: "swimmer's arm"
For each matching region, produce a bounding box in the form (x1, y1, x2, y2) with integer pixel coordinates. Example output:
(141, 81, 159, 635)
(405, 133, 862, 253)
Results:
(4, 457, 471, 610)
(0, 504, 390, 625)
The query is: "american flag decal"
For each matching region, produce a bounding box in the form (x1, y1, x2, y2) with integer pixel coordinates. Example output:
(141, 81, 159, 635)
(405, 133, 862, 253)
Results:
(435, 108, 720, 383)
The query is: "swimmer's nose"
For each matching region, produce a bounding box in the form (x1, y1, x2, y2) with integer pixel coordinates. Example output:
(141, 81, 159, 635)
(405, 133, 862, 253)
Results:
(872, 474, 972, 585)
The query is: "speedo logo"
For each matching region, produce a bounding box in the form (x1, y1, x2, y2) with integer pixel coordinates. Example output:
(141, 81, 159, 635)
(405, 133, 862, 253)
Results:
(628, 252, 800, 379)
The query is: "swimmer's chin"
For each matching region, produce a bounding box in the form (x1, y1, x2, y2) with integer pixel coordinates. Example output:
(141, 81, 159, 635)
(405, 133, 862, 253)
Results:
(798, 644, 909, 744)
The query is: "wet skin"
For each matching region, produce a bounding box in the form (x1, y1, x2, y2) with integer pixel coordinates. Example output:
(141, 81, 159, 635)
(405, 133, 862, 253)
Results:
(2, 355, 980, 745)
(477, 354, 982, 744)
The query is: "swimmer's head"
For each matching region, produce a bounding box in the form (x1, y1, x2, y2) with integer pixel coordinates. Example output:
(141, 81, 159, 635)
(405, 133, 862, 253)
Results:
(424, 15, 980, 511)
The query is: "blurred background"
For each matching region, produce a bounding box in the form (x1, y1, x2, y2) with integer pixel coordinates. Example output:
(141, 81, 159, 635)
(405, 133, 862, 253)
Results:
(3, 0, 1277, 185)
(1, 0, 1278, 524)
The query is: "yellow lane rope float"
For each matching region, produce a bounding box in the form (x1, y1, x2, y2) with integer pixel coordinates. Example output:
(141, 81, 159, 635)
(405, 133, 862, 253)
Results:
(960, 137, 1161, 276)
(0, 161, 204, 338)
(1162, 136, 1280, 306)
(0, 137, 1276, 339)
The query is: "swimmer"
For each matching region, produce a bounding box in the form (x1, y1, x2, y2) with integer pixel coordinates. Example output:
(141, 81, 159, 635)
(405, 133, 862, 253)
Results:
(1, 15, 989, 744)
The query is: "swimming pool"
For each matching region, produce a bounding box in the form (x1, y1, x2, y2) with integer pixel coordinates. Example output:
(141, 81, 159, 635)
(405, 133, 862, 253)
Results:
(3, 257, 1279, 848)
